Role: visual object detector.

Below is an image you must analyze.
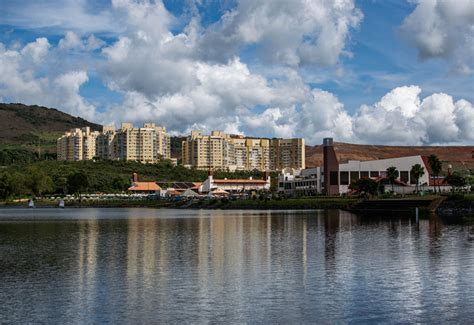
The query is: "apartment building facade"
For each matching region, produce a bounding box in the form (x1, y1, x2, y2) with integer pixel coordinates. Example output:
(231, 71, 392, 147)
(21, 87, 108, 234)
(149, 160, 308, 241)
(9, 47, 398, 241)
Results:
(57, 123, 170, 163)
(57, 127, 100, 161)
(182, 130, 305, 171)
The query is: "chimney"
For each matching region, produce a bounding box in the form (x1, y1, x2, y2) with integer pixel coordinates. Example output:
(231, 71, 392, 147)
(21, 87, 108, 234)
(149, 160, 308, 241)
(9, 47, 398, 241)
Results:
(323, 138, 339, 196)
(249, 176, 253, 180)
(132, 173, 138, 182)
(448, 164, 453, 176)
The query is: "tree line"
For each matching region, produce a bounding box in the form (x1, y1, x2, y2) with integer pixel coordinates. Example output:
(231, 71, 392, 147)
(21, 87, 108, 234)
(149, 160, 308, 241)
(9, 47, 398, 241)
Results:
(0, 159, 270, 200)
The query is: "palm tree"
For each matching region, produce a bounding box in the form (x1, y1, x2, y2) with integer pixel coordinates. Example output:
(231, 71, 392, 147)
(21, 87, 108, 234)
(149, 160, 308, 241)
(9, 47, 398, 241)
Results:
(410, 164, 425, 193)
(386, 166, 399, 193)
(428, 154, 442, 193)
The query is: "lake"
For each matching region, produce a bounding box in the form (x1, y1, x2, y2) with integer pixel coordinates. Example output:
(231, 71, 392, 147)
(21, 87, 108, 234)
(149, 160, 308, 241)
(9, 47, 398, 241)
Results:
(0, 208, 473, 323)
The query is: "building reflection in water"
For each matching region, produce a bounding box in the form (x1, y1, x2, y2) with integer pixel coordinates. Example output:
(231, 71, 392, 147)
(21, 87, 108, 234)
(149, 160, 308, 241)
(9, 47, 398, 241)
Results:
(61, 208, 473, 322)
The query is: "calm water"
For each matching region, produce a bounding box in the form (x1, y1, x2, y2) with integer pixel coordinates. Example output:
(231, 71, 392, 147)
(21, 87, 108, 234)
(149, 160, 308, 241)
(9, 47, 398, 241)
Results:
(0, 208, 473, 323)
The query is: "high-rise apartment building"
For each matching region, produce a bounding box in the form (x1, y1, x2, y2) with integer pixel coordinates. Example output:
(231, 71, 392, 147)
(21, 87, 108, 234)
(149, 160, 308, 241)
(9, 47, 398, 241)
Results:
(57, 123, 170, 163)
(57, 127, 100, 161)
(95, 126, 116, 160)
(182, 131, 305, 171)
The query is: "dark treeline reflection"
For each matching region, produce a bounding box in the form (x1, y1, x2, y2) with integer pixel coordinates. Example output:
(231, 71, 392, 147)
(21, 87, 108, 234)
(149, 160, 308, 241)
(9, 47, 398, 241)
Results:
(0, 209, 473, 323)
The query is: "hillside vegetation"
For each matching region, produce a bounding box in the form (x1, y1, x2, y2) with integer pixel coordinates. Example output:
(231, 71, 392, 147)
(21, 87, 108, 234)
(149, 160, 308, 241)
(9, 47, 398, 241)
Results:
(0, 103, 101, 158)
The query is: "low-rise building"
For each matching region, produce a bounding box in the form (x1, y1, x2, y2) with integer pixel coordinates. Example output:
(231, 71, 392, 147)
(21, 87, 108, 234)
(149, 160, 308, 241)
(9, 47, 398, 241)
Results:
(127, 173, 161, 194)
(278, 167, 321, 197)
(200, 174, 271, 193)
(278, 138, 452, 196)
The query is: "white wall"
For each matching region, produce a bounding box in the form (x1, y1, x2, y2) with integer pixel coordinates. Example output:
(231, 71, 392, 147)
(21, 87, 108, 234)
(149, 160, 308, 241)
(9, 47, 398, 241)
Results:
(338, 155, 430, 194)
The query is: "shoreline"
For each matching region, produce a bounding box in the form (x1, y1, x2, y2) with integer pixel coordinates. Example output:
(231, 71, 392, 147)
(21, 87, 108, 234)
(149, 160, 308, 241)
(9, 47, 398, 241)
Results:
(1, 196, 473, 217)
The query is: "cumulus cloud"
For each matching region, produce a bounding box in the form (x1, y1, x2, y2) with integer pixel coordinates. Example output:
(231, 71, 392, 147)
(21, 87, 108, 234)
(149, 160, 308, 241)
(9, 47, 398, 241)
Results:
(353, 85, 474, 145)
(97, 0, 474, 145)
(2, 0, 474, 147)
(401, 0, 474, 73)
(197, 0, 363, 66)
(298, 89, 354, 143)
(59, 31, 105, 51)
(59, 31, 83, 50)
(20, 37, 50, 63)
(0, 39, 96, 119)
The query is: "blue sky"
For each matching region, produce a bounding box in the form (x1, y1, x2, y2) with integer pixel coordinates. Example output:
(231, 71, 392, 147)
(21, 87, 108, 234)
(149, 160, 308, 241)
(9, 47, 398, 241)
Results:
(0, 0, 473, 145)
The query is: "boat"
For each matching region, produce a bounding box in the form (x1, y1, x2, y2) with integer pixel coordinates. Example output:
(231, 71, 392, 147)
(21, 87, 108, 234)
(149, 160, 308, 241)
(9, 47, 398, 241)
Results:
(59, 199, 65, 208)
(28, 199, 35, 209)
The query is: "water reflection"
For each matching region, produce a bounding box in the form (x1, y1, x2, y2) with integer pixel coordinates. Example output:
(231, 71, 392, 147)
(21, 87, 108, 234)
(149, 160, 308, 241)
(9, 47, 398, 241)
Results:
(0, 209, 473, 323)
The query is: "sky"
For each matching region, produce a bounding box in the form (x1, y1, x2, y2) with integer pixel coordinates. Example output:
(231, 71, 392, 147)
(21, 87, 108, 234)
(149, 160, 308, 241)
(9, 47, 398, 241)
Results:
(0, 0, 473, 145)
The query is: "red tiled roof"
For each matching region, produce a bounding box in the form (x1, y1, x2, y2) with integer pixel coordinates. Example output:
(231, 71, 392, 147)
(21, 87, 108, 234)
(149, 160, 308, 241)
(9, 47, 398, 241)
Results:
(128, 182, 161, 191)
(421, 156, 433, 175)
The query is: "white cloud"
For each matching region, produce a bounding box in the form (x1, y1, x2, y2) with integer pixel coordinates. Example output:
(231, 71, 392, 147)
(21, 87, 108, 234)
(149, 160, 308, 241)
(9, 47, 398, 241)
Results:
(20, 38, 50, 63)
(85, 35, 106, 51)
(1, 0, 118, 34)
(2, 1, 474, 147)
(0, 39, 96, 120)
(296, 89, 354, 143)
(59, 31, 84, 50)
(353, 85, 474, 145)
(197, 0, 363, 66)
(59, 31, 105, 51)
(401, 0, 474, 73)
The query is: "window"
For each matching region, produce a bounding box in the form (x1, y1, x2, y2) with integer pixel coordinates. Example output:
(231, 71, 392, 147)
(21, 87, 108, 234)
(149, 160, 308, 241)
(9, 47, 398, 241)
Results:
(330, 171, 339, 185)
(340, 171, 349, 185)
(360, 171, 369, 178)
(370, 171, 379, 177)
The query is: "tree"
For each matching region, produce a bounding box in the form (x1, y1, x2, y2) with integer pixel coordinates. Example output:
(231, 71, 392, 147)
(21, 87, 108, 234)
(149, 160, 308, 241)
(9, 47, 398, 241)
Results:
(25, 167, 54, 196)
(386, 166, 399, 193)
(349, 178, 379, 198)
(445, 173, 467, 191)
(56, 176, 68, 194)
(67, 172, 89, 199)
(410, 164, 425, 193)
(112, 176, 129, 192)
(428, 155, 442, 193)
(0, 173, 23, 199)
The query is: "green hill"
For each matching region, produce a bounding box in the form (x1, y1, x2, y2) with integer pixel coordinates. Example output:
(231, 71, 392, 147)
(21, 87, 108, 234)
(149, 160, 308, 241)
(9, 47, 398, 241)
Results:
(0, 103, 102, 157)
